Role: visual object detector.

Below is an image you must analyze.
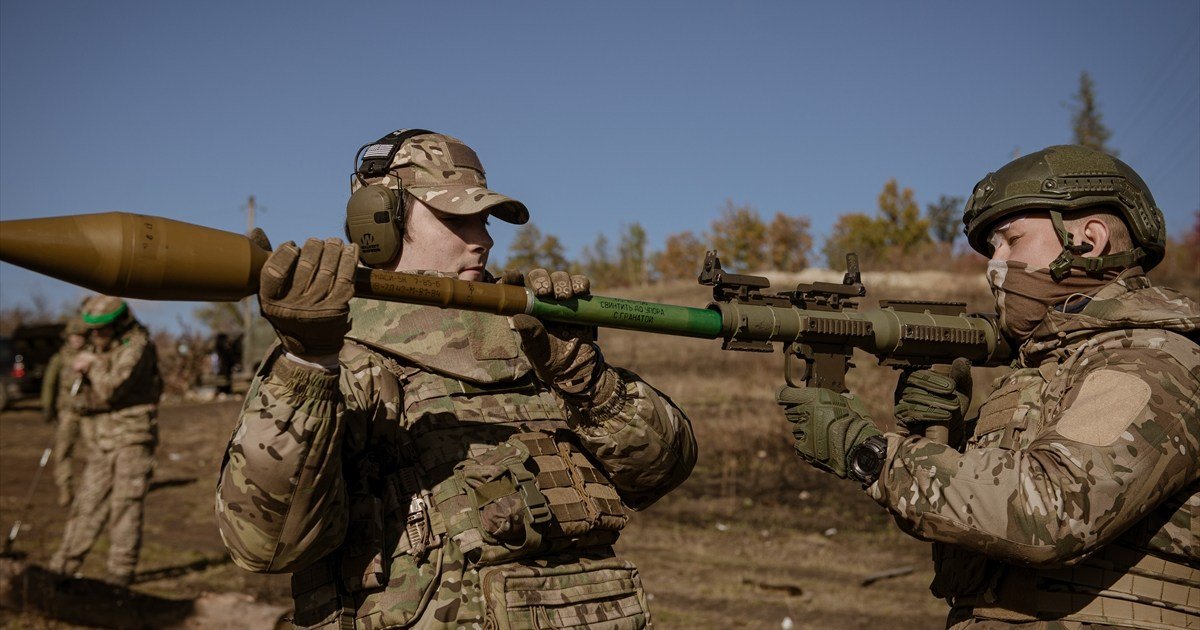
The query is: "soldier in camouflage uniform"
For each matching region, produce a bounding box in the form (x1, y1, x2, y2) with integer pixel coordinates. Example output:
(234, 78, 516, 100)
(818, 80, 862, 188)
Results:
(216, 130, 696, 629)
(48, 296, 162, 587)
(778, 145, 1198, 629)
(40, 316, 92, 507)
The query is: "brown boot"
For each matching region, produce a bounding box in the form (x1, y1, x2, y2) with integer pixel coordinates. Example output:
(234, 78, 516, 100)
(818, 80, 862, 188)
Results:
(57, 486, 72, 508)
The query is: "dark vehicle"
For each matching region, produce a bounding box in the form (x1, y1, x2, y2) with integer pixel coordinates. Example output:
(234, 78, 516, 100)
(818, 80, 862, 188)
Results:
(0, 323, 65, 410)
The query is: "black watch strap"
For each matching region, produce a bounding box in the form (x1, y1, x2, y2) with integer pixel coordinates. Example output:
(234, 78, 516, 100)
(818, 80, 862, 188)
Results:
(848, 435, 888, 485)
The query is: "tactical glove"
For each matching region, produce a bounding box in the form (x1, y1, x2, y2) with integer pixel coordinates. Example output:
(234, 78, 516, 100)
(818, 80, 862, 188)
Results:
(504, 269, 621, 410)
(893, 358, 972, 444)
(259, 237, 359, 359)
(777, 386, 880, 479)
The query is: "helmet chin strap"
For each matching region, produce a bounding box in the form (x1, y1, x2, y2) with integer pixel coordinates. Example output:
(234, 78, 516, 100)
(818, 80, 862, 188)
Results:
(1047, 210, 1147, 281)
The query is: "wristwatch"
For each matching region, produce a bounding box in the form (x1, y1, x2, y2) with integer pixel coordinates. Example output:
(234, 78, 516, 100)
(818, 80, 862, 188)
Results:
(848, 435, 888, 485)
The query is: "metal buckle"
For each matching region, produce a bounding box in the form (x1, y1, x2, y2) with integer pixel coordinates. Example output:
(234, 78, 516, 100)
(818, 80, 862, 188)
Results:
(406, 496, 426, 527)
(405, 495, 429, 556)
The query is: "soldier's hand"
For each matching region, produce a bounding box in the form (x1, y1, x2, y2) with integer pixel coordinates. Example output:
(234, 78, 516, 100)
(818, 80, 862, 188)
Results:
(893, 358, 972, 444)
(259, 237, 359, 360)
(71, 352, 97, 373)
(777, 386, 880, 479)
(503, 269, 608, 403)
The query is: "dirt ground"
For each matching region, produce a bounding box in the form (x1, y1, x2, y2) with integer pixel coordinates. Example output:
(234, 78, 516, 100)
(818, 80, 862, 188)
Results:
(0, 399, 948, 629)
(0, 275, 987, 628)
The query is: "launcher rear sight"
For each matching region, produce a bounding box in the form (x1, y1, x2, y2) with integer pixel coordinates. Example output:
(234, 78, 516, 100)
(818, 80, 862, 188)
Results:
(698, 251, 867, 311)
(698, 251, 870, 389)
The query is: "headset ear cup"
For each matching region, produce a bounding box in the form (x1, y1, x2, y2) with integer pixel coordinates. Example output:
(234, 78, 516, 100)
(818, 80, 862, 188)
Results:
(346, 185, 402, 266)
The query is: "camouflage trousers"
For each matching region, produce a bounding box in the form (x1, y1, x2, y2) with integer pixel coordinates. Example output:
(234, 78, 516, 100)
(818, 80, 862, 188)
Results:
(49, 441, 155, 580)
(51, 410, 90, 499)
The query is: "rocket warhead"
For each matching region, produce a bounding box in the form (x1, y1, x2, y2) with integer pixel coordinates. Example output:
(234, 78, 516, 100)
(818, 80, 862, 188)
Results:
(0, 212, 270, 301)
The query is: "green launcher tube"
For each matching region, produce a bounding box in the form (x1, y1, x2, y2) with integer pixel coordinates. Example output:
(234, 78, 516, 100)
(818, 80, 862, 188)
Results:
(529, 295, 725, 339)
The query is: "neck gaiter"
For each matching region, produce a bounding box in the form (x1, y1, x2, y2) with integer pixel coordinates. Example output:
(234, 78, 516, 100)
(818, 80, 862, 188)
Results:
(985, 260, 1117, 341)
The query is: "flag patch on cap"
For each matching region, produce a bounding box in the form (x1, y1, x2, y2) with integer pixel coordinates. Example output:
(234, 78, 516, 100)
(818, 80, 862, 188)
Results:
(361, 144, 394, 159)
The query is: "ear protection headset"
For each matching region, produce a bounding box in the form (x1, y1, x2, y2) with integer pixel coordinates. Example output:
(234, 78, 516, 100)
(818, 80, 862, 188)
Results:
(345, 128, 434, 266)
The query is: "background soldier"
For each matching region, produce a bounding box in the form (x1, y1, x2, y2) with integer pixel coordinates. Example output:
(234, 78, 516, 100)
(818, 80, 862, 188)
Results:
(777, 145, 1198, 628)
(41, 316, 91, 507)
(216, 130, 696, 628)
(48, 296, 163, 587)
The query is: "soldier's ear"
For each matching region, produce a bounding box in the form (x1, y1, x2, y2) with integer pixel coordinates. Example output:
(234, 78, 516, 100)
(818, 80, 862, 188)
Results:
(1079, 217, 1110, 257)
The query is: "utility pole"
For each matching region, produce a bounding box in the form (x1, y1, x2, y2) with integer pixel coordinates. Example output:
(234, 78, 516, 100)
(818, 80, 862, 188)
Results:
(247, 194, 256, 236)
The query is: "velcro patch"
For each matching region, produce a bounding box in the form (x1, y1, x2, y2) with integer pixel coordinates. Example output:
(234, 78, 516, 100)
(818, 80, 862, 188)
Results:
(447, 142, 483, 172)
(1055, 370, 1151, 446)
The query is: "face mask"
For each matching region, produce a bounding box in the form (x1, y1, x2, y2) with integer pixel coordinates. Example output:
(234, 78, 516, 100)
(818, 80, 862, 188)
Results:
(985, 261, 1117, 341)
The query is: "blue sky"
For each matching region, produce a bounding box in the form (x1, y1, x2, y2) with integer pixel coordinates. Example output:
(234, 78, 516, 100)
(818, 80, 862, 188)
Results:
(2, 1, 1198, 331)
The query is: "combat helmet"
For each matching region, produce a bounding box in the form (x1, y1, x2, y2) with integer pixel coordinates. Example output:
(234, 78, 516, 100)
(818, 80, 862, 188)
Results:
(80, 295, 134, 332)
(962, 145, 1165, 279)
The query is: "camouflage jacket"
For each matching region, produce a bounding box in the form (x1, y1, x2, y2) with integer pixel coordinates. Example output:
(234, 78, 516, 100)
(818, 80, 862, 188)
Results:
(868, 273, 1199, 625)
(216, 300, 695, 628)
(40, 347, 80, 414)
(84, 324, 162, 450)
(42, 344, 95, 415)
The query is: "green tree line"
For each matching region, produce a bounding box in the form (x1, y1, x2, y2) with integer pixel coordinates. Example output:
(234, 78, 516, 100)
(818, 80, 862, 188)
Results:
(503, 179, 972, 287)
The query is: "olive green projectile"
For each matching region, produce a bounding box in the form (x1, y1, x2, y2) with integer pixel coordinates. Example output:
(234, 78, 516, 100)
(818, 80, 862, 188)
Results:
(0, 212, 269, 300)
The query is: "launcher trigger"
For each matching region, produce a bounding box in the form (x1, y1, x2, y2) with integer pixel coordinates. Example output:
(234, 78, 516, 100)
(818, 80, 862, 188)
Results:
(783, 343, 811, 388)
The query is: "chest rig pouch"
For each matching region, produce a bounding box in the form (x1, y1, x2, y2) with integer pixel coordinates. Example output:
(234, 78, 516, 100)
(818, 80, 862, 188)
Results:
(348, 299, 628, 570)
(403, 368, 629, 568)
(970, 365, 1054, 451)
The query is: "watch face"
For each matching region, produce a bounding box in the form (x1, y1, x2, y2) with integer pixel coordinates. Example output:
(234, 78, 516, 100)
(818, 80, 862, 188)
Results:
(850, 438, 886, 484)
(853, 447, 882, 475)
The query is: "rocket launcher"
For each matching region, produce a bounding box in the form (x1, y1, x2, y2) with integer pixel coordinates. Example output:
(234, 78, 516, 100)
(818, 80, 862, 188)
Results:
(1, 213, 1012, 394)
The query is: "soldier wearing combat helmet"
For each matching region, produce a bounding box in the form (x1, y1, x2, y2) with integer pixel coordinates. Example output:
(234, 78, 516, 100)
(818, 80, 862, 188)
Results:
(49, 295, 162, 587)
(216, 130, 696, 628)
(778, 145, 1198, 628)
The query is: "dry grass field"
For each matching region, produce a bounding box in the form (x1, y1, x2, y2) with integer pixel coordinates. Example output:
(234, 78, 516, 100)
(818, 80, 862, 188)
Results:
(2, 270, 1017, 628)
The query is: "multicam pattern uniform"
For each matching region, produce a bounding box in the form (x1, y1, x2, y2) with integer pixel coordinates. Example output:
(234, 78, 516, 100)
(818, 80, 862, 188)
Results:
(49, 324, 162, 581)
(869, 272, 1200, 629)
(348, 133, 527, 225)
(217, 300, 696, 629)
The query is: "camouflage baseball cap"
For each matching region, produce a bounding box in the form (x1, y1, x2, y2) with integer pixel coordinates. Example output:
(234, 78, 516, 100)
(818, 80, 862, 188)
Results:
(351, 131, 529, 225)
